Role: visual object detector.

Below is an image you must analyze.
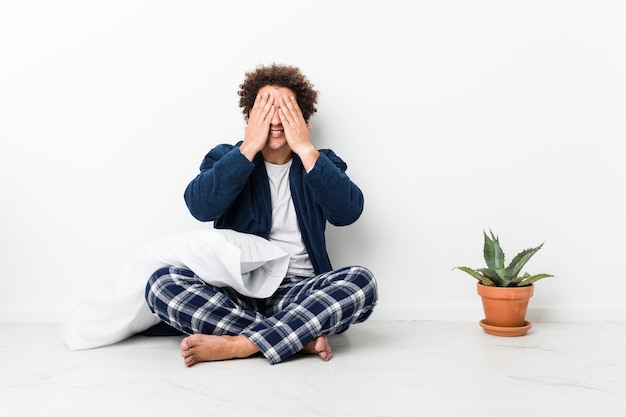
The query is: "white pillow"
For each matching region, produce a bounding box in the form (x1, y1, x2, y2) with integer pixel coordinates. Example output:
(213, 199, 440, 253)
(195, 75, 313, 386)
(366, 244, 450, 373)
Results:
(62, 228, 289, 351)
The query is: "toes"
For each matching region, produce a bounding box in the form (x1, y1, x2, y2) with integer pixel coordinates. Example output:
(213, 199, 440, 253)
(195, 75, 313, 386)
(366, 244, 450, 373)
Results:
(184, 356, 195, 367)
(180, 337, 190, 351)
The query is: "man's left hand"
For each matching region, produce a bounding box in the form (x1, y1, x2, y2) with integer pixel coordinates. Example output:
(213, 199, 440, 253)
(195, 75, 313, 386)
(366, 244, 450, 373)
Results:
(278, 95, 319, 170)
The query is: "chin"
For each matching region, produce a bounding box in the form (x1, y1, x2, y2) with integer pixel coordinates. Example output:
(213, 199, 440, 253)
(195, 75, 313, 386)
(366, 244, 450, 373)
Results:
(267, 137, 288, 150)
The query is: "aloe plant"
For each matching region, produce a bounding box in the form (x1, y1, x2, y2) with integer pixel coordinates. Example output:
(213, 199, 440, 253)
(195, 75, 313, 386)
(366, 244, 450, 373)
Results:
(455, 230, 553, 287)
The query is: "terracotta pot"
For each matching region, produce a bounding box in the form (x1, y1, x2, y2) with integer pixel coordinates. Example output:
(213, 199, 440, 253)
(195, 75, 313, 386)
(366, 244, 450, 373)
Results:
(477, 283, 534, 327)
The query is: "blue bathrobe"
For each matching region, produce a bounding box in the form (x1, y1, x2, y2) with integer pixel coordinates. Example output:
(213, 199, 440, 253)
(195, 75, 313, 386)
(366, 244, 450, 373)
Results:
(184, 142, 364, 275)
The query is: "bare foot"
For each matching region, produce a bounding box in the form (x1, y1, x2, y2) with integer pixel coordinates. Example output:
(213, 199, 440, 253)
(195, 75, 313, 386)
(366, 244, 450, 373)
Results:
(302, 335, 333, 361)
(180, 334, 259, 367)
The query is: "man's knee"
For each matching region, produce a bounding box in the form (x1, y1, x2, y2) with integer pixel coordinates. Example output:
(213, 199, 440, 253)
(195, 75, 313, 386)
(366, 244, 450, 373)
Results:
(349, 266, 378, 302)
(145, 266, 182, 310)
(146, 266, 172, 293)
(148, 266, 175, 286)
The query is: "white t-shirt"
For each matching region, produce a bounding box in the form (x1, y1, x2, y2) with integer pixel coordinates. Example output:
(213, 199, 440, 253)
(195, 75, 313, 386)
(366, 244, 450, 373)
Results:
(265, 159, 315, 278)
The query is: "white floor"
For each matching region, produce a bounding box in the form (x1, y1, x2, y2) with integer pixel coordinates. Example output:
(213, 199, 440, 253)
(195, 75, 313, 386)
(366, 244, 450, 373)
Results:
(1, 320, 625, 417)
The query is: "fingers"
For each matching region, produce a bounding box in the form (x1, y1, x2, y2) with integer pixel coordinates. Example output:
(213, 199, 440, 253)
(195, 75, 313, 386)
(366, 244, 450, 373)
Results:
(248, 93, 276, 136)
(277, 94, 304, 126)
(277, 95, 317, 163)
(241, 93, 275, 158)
(278, 95, 309, 140)
(251, 93, 275, 124)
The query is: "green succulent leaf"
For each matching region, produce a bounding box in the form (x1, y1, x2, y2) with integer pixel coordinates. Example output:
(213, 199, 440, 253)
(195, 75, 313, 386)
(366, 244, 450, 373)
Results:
(454, 266, 495, 286)
(477, 268, 507, 286)
(506, 243, 545, 280)
(511, 273, 554, 287)
(484, 230, 506, 280)
(483, 231, 496, 270)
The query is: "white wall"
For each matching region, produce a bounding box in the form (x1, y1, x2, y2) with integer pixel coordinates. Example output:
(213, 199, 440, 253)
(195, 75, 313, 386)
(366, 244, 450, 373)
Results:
(2, 1, 625, 323)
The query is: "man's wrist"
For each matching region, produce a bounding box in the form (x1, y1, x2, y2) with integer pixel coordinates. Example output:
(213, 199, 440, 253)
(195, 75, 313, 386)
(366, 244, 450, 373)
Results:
(298, 146, 320, 172)
(238, 141, 259, 162)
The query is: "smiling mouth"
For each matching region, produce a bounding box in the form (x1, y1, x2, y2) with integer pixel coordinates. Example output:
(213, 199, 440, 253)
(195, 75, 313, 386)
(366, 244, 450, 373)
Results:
(270, 129, 284, 135)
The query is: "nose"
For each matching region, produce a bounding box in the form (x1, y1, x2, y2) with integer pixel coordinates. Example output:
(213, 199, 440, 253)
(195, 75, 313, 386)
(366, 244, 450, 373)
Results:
(271, 105, 282, 126)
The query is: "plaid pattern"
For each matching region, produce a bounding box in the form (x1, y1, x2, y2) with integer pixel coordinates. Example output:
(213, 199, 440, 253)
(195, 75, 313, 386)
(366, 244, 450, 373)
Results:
(145, 265, 378, 365)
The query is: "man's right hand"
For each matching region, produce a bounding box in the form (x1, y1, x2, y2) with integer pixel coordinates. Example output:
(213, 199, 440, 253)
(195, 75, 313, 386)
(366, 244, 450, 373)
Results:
(239, 93, 274, 161)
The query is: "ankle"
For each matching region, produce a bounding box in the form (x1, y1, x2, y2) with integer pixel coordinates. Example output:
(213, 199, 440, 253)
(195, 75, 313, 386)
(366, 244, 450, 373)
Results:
(229, 335, 258, 358)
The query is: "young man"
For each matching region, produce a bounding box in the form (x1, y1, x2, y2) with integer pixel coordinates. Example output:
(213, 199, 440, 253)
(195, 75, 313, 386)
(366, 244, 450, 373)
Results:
(145, 64, 378, 366)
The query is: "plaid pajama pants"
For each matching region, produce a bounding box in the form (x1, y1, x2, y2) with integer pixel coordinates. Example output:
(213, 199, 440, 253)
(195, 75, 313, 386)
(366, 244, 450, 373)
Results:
(145, 265, 378, 365)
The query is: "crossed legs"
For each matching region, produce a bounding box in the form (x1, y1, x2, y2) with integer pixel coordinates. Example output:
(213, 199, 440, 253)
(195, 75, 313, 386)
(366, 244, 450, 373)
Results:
(145, 265, 377, 365)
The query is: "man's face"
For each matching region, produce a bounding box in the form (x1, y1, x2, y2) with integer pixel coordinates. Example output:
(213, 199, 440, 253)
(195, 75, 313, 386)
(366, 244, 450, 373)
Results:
(258, 85, 296, 151)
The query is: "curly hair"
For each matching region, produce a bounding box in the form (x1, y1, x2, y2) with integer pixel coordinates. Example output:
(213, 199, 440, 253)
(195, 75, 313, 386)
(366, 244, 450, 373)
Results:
(238, 63, 318, 122)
